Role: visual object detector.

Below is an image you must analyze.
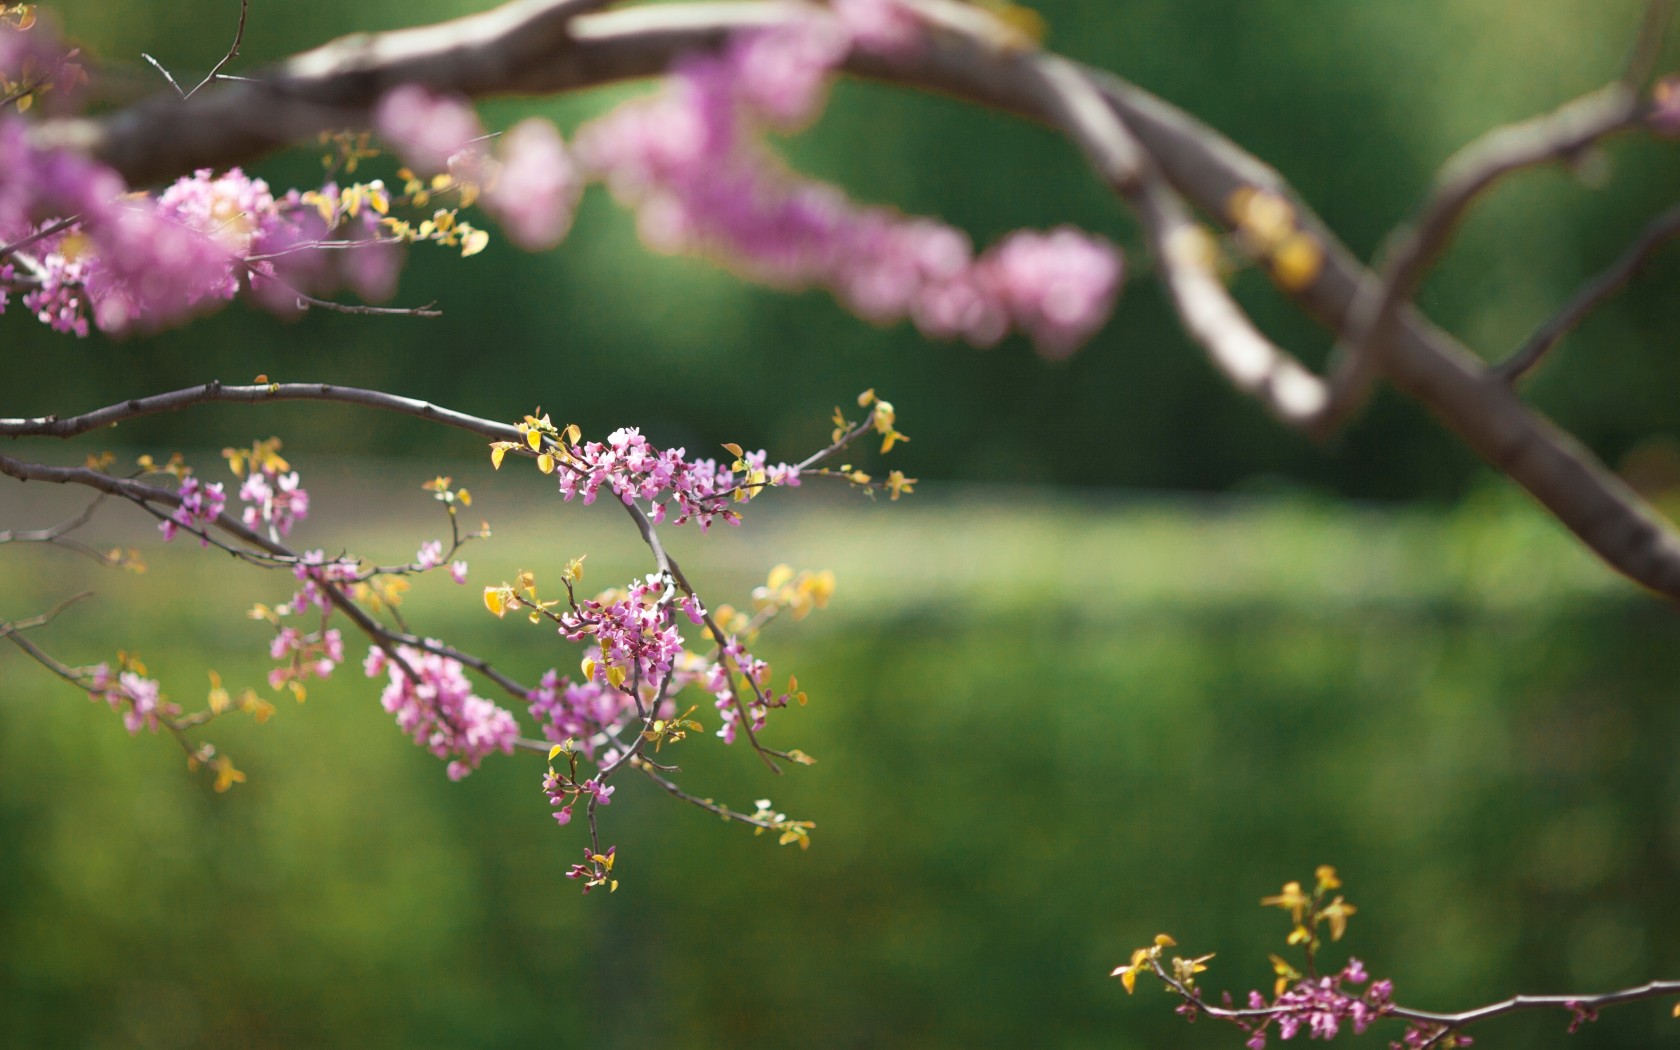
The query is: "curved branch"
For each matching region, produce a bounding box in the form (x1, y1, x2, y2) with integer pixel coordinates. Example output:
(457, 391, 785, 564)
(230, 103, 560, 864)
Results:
(25, 0, 1680, 601)
(1316, 81, 1647, 431)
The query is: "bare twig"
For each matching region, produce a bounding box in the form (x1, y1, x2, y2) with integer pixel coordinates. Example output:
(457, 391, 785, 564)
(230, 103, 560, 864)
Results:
(1623, 0, 1677, 86)
(0, 591, 96, 640)
(291, 292, 442, 318)
(0, 380, 524, 441)
(139, 53, 186, 98)
(636, 760, 784, 831)
(1496, 203, 1680, 383)
(1384, 979, 1680, 1029)
(141, 0, 252, 100)
(0, 494, 135, 568)
(1317, 79, 1647, 432)
(187, 0, 251, 99)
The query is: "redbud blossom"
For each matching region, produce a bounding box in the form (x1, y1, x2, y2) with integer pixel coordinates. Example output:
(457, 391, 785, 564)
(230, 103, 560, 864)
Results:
(373, 85, 485, 176)
(483, 118, 583, 251)
(366, 643, 520, 779)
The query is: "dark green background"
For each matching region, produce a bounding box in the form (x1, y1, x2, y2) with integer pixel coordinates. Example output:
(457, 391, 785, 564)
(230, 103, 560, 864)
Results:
(3, 1, 1679, 1047)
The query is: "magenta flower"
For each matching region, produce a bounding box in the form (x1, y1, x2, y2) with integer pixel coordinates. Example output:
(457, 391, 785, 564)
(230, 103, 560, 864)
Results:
(373, 85, 485, 175)
(159, 476, 227, 546)
(483, 118, 582, 251)
(366, 642, 520, 778)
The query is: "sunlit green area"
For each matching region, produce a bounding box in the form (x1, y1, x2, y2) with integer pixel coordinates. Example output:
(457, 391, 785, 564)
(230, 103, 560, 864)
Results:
(3, 483, 1678, 1047)
(5, 0, 1680, 1046)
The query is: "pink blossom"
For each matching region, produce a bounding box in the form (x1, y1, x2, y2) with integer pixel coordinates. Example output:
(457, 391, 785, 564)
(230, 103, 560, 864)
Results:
(979, 227, 1124, 358)
(415, 540, 444, 571)
(373, 85, 484, 175)
(728, 19, 849, 128)
(240, 466, 309, 537)
(159, 476, 226, 546)
(483, 118, 581, 251)
(572, 15, 1124, 356)
(449, 560, 469, 584)
(552, 425, 796, 531)
(366, 642, 520, 778)
(831, 0, 924, 57)
(83, 663, 180, 736)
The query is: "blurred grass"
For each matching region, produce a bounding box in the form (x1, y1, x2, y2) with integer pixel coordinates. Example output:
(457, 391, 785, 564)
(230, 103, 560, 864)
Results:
(2, 479, 1677, 1047)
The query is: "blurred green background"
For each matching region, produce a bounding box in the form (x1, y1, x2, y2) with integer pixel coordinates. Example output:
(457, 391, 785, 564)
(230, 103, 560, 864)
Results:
(4, 0, 1680, 1046)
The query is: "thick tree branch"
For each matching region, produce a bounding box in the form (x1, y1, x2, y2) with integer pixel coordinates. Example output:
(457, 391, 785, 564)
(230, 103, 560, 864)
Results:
(24, 0, 1680, 601)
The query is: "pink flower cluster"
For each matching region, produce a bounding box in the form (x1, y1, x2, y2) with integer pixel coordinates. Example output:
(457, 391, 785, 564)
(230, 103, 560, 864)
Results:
(1242, 960, 1393, 1049)
(267, 626, 345, 692)
(373, 86, 582, 251)
(159, 475, 226, 546)
(541, 766, 614, 826)
(527, 578, 786, 752)
(239, 462, 310, 539)
(0, 132, 399, 335)
(282, 549, 361, 615)
(703, 635, 776, 744)
(556, 426, 799, 531)
(571, 12, 1124, 356)
(365, 643, 521, 780)
(408, 540, 467, 581)
(527, 666, 639, 758)
(558, 572, 687, 687)
(84, 663, 178, 736)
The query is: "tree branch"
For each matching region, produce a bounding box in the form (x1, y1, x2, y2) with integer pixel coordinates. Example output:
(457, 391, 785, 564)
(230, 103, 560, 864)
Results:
(25, 0, 1680, 601)
(1496, 203, 1680, 383)
(1315, 80, 1648, 432)
(0, 380, 524, 442)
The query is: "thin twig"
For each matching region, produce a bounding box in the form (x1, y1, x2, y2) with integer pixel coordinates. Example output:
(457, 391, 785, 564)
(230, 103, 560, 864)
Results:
(0, 216, 81, 262)
(1496, 203, 1680, 383)
(0, 591, 96, 640)
(186, 0, 250, 100)
(1622, 0, 1677, 86)
(140, 53, 186, 97)
(0, 380, 523, 441)
(291, 292, 442, 318)
(1316, 79, 1645, 433)
(0, 494, 135, 568)
(636, 760, 783, 831)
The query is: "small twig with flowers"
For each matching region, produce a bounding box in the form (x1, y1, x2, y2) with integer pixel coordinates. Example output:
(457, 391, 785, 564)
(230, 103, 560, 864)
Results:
(4, 612, 265, 793)
(1115, 867, 1680, 1049)
(3, 376, 897, 891)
